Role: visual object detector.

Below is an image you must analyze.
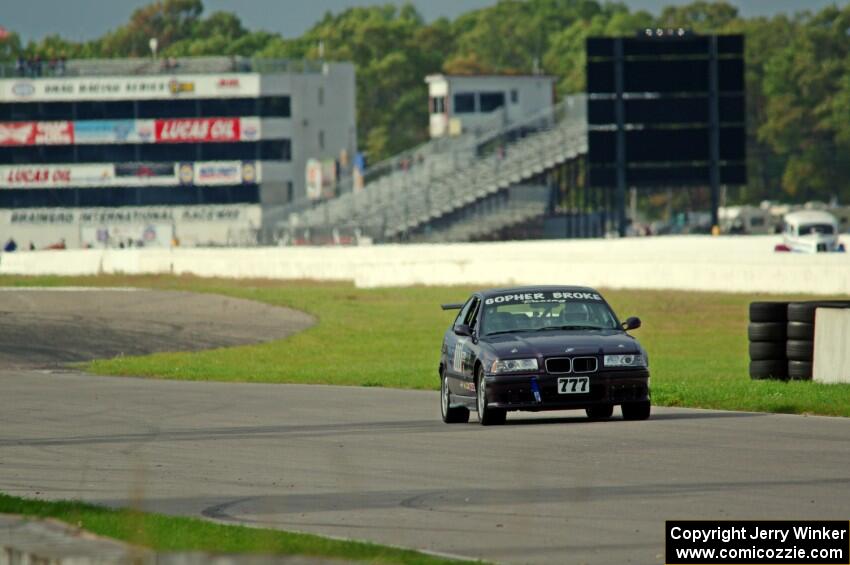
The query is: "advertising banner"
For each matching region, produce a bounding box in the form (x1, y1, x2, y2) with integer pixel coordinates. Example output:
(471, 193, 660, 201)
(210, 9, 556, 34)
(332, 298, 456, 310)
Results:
(320, 159, 338, 199)
(0, 121, 74, 145)
(82, 223, 174, 249)
(0, 161, 261, 189)
(0, 74, 261, 102)
(306, 158, 322, 200)
(305, 159, 338, 200)
(0, 117, 260, 145)
(1, 164, 115, 188)
(155, 118, 240, 143)
(193, 161, 241, 186)
(114, 162, 175, 178)
(73, 120, 153, 144)
(239, 117, 260, 141)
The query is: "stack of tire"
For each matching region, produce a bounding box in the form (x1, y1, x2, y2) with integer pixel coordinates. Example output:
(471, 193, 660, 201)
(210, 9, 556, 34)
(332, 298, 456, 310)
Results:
(749, 302, 789, 380)
(749, 300, 850, 381)
(786, 301, 850, 380)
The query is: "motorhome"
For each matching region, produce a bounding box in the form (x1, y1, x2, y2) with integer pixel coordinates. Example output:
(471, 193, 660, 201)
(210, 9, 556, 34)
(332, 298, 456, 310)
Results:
(719, 205, 775, 234)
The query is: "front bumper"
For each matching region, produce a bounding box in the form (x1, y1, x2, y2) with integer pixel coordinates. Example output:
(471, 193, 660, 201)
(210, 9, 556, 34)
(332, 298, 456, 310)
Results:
(483, 369, 649, 411)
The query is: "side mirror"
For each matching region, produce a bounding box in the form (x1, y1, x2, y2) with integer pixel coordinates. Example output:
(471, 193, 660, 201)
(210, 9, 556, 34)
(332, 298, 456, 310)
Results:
(454, 324, 472, 337)
(621, 317, 641, 331)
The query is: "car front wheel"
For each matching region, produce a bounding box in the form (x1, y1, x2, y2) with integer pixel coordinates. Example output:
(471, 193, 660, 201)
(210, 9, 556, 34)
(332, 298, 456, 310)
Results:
(586, 404, 614, 421)
(477, 367, 506, 426)
(441, 371, 469, 424)
(621, 400, 651, 421)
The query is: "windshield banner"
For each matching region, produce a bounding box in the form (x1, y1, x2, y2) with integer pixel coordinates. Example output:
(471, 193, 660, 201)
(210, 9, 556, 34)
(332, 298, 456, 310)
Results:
(484, 291, 603, 305)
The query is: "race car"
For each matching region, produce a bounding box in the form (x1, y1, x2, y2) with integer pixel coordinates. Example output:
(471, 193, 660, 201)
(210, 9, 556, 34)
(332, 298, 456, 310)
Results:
(439, 286, 650, 425)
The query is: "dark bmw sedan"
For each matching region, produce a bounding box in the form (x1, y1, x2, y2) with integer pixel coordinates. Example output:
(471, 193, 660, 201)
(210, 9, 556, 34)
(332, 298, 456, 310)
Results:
(439, 286, 650, 425)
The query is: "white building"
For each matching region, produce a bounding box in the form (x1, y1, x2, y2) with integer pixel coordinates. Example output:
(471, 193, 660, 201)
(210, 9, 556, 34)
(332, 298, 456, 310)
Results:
(0, 57, 356, 247)
(425, 74, 556, 138)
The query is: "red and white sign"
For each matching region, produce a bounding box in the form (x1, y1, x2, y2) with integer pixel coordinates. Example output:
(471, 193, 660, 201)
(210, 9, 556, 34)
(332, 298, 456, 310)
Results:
(1, 164, 114, 188)
(0, 121, 74, 145)
(155, 118, 240, 143)
(217, 78, 240, 89)
(0, 161, 261, 189)
(0, 117, 260, 146)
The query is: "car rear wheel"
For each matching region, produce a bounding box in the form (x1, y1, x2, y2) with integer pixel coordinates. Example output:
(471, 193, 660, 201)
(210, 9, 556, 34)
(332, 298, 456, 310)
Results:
(586, 404, 614, 421)
(441, 372, 469, 424)
(621, 400, 651, 421)
(477, 367, 506, 426)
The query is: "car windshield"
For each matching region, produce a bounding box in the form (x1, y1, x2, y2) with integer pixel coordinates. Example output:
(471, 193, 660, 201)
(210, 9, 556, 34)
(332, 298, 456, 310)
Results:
(481, 291, 619, 335)
(798, 223, 835, 235)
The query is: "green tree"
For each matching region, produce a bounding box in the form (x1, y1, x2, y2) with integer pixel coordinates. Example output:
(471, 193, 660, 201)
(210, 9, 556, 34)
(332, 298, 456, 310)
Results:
(657, 1, 739, 31)
(759, 5, 850, 200)
(99, 0, 204, 57)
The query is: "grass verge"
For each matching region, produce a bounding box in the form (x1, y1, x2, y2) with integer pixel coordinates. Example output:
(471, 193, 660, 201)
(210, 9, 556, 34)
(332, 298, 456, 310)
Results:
(1, 274, 850, 416)
(0, 493, 470, 564)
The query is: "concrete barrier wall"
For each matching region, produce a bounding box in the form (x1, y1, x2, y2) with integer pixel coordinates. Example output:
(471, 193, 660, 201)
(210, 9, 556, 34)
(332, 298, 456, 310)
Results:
(2, 235, 850, 295)
(813, 308, 850, 383)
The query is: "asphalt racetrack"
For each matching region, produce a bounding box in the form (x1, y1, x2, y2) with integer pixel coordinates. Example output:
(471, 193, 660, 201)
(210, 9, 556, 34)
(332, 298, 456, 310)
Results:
(1, 290, 849, 564)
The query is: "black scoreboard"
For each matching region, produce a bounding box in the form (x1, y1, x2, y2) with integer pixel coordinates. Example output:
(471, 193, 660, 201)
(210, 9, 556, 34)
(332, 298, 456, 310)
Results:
(585, 30, 746, 235)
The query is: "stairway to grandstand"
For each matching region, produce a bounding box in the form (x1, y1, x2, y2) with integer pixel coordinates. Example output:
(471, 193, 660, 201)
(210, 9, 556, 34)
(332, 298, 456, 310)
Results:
(287, 96, 588, 243)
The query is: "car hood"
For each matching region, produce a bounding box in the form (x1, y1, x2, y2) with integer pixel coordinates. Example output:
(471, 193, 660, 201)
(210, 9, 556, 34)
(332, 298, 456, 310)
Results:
(483, 330, 640, 357)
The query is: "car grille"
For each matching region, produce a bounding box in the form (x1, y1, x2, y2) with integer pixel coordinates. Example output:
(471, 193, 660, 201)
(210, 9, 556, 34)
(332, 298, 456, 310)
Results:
(544, 356, 598, 374)
(544, 357, 571, 374)
(572, 356, 598, 373)
(817, 243, 827, 252)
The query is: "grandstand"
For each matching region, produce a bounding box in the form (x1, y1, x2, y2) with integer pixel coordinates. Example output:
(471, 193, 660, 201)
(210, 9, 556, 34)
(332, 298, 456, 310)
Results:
(284, 95, 590, 244)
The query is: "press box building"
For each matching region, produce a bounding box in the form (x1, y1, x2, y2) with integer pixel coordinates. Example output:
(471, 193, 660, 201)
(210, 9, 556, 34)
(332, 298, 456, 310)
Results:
(0, 57, 356, 247)
(426, 74, 557, 138)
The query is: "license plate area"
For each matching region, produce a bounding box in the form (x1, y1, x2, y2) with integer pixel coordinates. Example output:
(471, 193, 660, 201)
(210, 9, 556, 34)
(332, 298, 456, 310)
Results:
(557, 376, 589, 394)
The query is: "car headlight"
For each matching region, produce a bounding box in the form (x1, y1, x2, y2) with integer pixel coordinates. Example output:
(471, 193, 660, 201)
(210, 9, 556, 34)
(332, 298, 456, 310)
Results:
(603, 354, 646, 367)
(490, 358, 538, 373)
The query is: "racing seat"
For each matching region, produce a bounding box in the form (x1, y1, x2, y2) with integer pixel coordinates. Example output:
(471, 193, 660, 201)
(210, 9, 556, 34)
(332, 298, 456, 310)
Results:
(486, 312, 516, 333)
(561, 302, 590, 324)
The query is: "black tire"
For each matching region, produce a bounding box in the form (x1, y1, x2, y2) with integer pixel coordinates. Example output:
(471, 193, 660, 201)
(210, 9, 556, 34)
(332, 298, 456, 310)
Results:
(749, 359, 788, 380)
(441, 371, 469, 424)
(749, 302, 788, 323)
(476, 367, 506, 426)
(786, 339, 814, 362)
(621, 401, 651, 421)
(787, 301, 850, 324)
(786, 321, 814, 341)
(748, 322, 786, 342)
(748, 341, 786, 361)
(788, 360, 813, 380)
(586, 404, 614, 421)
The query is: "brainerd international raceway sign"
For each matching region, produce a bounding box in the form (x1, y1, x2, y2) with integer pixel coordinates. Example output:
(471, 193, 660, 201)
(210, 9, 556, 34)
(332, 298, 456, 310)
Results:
(0, 161, 261, 188)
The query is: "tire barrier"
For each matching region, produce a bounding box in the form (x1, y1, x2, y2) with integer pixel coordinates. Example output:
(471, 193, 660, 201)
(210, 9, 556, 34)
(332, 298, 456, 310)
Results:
(748, 301, 789, 381)
(749, 300, 850, 381)
(786, 321, 814, 341)
(788, 360, 814, 381)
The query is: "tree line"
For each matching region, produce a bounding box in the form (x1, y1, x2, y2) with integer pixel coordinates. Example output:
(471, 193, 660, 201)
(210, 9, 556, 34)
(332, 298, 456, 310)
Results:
(1, 0, 849, 204)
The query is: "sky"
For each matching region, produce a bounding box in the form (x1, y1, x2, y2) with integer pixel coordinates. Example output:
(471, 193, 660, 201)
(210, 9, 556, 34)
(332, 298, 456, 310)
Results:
(1, 0, 848, 43)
